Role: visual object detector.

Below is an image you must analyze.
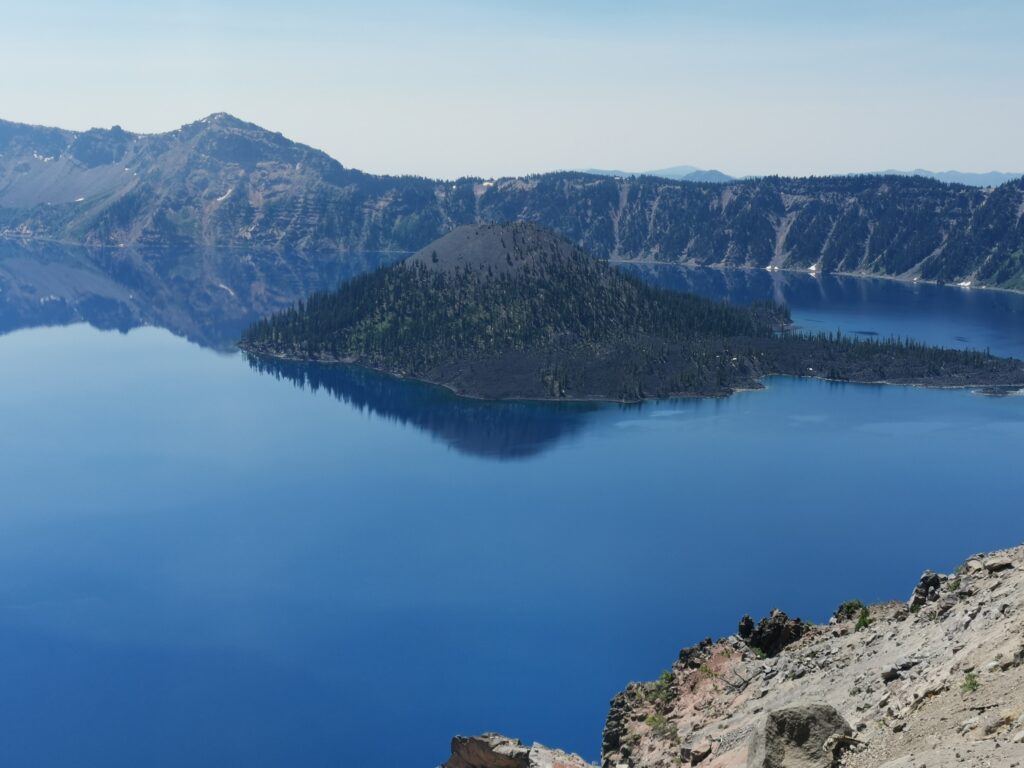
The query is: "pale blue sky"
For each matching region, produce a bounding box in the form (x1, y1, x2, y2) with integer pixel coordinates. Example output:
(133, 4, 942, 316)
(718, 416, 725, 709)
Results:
(3, 1, 1022, 178)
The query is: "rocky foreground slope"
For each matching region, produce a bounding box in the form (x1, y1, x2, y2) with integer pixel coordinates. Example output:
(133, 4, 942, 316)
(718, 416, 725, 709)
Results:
(443, 544, 1024, 768)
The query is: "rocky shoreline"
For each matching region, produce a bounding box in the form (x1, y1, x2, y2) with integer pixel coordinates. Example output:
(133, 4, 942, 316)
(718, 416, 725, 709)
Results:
(442, 544, 1024, 768)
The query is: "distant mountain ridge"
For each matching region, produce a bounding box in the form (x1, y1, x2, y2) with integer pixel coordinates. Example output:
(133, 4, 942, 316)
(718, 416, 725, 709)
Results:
(877, 169, 1023, 187)
(581, 166, 735, 183)
(585, 166, 1021, 187)
(2, 114, 1024, 290)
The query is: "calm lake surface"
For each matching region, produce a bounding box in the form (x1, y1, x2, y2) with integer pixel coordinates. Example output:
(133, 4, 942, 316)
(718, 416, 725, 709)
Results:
(1, 253, 1023, 767)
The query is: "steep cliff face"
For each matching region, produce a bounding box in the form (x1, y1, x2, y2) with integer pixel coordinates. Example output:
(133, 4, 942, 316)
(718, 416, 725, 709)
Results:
(470, 174, 1024, 289)
(0, 114, 445, 252)
(3, 115, 1024, 289)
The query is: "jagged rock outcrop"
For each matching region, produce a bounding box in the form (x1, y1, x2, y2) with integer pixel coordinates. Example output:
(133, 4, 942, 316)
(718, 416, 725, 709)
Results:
(907, 570, 944, 610)
(738, 609, 807, 657)
(443, 733, 593, 768)
(678, 639, 715, 668)
(747, 705, 852, 768)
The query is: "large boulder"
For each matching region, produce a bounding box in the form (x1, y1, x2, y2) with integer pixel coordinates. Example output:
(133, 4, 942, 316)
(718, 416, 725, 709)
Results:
(747, 704, 852, 768)
(443, 734, 593, 768)
(984, 556, 1014, 573)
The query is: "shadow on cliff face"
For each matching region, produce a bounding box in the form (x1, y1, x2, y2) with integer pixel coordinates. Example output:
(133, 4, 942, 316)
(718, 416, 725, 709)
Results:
(244, 354, 610, 460)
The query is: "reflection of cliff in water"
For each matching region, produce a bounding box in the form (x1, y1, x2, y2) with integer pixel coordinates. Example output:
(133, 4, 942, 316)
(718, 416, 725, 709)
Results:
(619, 262, 859, 308)
(245, 354, 609, 460)
(10, 241, 1022, 356)
(0, 239, 400, 349)
(619, 262, 1024, 331)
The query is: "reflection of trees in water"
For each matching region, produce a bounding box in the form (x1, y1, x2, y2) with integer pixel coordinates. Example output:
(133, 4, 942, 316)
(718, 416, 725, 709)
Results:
(0, 239, 402, 349)
(246, 354, 609, 460)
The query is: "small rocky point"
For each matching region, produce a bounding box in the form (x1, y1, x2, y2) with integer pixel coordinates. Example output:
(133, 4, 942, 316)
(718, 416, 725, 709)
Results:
(447, 545, 1024, 768)
(737, 609, 807, 657)
(443, 733, 595, 768)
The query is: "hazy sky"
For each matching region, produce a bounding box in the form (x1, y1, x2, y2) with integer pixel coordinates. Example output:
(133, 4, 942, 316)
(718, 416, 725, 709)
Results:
(3, 0, 1022, 179)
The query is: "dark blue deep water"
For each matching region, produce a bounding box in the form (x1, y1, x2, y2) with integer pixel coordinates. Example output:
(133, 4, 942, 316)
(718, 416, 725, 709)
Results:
(1, 254, 1023, 767)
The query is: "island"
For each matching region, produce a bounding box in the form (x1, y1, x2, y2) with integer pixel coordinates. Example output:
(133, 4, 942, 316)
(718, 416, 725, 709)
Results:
(239, 223, 1024, 402)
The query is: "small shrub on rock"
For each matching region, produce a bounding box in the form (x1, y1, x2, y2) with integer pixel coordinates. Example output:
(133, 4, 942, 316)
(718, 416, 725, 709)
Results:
(961, 672, 980, 693)
(855, 607, 873, 631)
(835, 599, 866, 621)
(645, 713, 678, 742)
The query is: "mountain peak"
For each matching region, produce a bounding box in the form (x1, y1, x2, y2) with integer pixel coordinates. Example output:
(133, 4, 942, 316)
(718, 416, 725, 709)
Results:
(199, 112, 246, 125)
(182, 113, 263, 135)
(408, 222, 583, 277)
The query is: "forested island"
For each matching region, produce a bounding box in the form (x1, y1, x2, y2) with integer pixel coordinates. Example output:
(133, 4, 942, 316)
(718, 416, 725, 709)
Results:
(240, 223, 1024, 402)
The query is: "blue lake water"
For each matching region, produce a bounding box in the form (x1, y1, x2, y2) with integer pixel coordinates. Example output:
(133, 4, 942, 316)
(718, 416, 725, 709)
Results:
(1, 255, 1023, 767)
